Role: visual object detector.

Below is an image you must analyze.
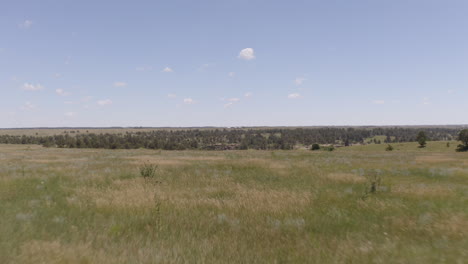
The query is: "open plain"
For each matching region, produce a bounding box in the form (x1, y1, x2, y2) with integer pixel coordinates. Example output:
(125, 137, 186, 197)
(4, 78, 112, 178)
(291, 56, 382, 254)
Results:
(0, 142, 467, 263)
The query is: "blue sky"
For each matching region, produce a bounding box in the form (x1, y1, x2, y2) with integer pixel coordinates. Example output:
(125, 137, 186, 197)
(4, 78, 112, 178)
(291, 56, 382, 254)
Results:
(1, 0, 467, 128)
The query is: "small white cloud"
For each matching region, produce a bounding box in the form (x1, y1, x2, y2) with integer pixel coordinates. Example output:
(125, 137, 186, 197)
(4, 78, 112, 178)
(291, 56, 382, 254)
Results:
(227, 98, 240, 102)
(162, 67, 173, 73)
(224, 102, 234, 108)
(167, 93, 177, 98)
(21, 101, 35, 110)
(372, 100, 385, 105)
(228, 72, 236, 77)
(64, 101, 74, 105)
(244, 92, 253, 98)
(422, 97, 430, 105)
(183, 98, 194, 104)
(55, 89, 69, 96)
(238, 48, 255, 60)
(54, 73, 61, 78)
(114, 82, 127, 87)
(19, 20, 33, 29)
(288, 93, 301, 99)
(447, 89, 455, 94)
(22, 83, 44, 91)
(294, 77, 306, 86)
(97, 99, 112, 106)
(64, 112, 76, 117)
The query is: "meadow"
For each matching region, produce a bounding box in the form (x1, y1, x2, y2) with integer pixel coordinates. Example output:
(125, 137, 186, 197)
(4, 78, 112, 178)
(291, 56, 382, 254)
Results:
(0, 141, 467, 263)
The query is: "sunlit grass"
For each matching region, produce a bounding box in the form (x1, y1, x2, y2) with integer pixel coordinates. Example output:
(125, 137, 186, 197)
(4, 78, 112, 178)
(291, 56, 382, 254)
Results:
(0, 143, 467, 263)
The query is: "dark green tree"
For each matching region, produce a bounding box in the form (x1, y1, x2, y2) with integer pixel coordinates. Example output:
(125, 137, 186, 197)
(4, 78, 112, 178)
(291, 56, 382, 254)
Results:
(456, 129, 468, 152)
(311, 143, 320, 150)
(416, 131, 427, 148)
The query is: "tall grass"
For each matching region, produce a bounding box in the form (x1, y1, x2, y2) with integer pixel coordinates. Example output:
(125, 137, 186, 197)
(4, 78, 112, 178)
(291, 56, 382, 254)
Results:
(0, 143, 467, 263)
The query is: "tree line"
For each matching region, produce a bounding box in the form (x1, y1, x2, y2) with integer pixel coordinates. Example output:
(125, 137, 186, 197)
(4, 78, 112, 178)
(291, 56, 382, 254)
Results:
(0, 127, 464, 150)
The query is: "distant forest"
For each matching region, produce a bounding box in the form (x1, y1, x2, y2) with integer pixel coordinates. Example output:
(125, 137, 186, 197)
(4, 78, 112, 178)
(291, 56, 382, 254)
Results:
(0, 127, 462, 150)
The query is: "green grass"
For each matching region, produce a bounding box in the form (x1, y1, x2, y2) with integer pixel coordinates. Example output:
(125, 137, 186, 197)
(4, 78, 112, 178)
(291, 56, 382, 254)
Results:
(0, 143, 467, 263)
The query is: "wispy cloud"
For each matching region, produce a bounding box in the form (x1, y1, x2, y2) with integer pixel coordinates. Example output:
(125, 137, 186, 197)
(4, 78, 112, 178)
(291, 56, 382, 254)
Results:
(244, 92, 253, 98)
(22, 83, 44, 91)
(288, 93, 301, 99)
(422, 97, 430, 105)
(162, 67, 173, 73)
(198, 63, 215, 71)
(19, 20, 33, 29)
(227, 98, 240, 102)
(228, 72, 236, 77)
(55, 89, 69, 96)
(167, 93, 177, 98)
(183, 98, 194, 104)
(294, 77, 306, 86)
(238, 48, 255, 60)
(97, 99, 112, 106)
(64, 112, 76, 117)
(21, 101, 36, 110)
(114, 81, 127, 87)
(224, 102, 234, 108)
(372, 100, 385, 105)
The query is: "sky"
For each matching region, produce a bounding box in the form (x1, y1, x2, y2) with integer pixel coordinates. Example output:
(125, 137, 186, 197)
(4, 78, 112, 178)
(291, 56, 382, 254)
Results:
(1, 0, 467, 128)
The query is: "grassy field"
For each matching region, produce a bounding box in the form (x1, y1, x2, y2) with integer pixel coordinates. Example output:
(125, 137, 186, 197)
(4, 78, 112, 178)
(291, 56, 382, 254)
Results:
(0, 142, 467, 263)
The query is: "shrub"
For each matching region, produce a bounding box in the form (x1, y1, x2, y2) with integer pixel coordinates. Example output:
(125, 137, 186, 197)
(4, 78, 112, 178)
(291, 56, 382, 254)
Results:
(140, 163, 158, 179)
(311, 144, 320, 151)
(385, 144, 394, 151)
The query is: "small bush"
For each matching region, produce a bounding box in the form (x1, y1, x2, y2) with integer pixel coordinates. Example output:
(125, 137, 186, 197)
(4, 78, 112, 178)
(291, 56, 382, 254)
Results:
(311, 144, 320, 151)
(456, 144, 468, 152)
(140, 163, 158, 179)
(385, 144, 394, 151)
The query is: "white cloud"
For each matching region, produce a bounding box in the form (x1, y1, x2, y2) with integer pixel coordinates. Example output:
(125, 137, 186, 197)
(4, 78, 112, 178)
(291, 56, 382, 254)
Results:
(244, 92, 253, 98)
(167, 93, 177, 98)
(372, 100, 385, 105)
(447, 89, 455, 94)
(22, 83, 44, 91)
(294, 77, 306, 86)
(224, 102, 234, 108)
(162, 67, 173, 73)
(19, 20, 33, 29)
(21, 101, 35, 110)
(55, 89, 69, 96)
(238, 48, 255, 60)
(228, 72, 236, 77)
(183, 98, 194, 104)
(97, 99, 112, 106)
(288, 93, 301, 99)
(64, 112, 76, 117)
(422, 97, 430, 105)
(114, 82, 127, 87)
(227, 98, 240, 102)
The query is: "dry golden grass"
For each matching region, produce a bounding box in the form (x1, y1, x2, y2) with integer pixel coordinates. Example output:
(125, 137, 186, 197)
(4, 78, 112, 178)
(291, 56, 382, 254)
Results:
(1, 143, 468, 263)
(326, 173, 366, 183)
